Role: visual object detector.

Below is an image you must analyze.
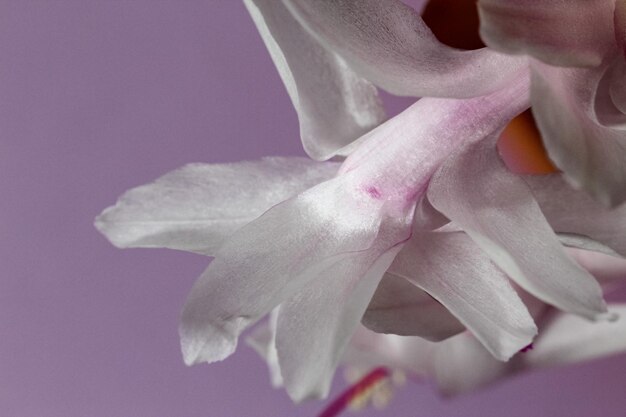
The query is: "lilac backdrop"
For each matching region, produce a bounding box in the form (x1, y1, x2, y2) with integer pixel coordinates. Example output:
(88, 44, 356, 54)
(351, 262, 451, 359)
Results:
(1, 1, 625, 416)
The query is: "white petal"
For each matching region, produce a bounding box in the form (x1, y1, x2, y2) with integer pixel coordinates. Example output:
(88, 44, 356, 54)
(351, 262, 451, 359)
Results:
(284, 0, 528, 98)
(276, 247, 401, 401)
(478, 0, 615, 67)
(428, 138, 608, 320)
(531, 61, 626, 206)
(362, 272, 465, 342)
(567, 249, 626, 286)
(390, 232, 537, 361)
(525, 173, 626, 256)
(526, 304, 626, 367)
(179, 176, 393, 366)
(95, 157, 338, 256)
(245, 0, 386, 160)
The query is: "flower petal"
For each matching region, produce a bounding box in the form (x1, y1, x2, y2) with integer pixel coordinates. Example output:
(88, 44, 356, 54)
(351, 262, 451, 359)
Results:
(284, 0, 527, 98)
(428, 138, 608, 320)
(526, 304, 626, 367)
(246, 310, 283, 388)
(389, 232, 537, 361)
(179, 176, 392, 366)
(362, 272, 465, 342)
(567, 249, 626, 286)
(244, 0, 386, 160)
(95, 157, 338, 256)
(276, 247, 401, 401)
(478, 0, 615, 67)
(531, 61, 626, 206)
(524, 173, 626, 256)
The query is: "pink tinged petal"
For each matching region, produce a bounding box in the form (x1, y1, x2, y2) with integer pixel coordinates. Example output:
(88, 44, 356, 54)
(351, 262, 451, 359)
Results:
(276, 246, 401, 401)
(567, 248, 626, 286)
(283, 0, 528, 98)
(594, 56, 626, 129)
(524, 173, 626, 256)
(362, 272, 465, 342)
(338, 72, 531, 202)
(179, 176, 394, 366)
(389, 232, 537, 361)
(526, 304, 626, 367)
(478, 0, 615, 67)
(244, 0, 386, 160)
(531, 62, 626, 206)
(94, 157, 338, 256)
(428, 139, 608, 320)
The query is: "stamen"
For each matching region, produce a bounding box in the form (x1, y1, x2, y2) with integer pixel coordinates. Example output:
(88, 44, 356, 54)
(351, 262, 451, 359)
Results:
(317, 367, 390, 417)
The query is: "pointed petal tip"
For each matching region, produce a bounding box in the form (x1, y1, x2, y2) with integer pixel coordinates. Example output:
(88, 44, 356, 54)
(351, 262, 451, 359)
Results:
(179, 327, 237, 367)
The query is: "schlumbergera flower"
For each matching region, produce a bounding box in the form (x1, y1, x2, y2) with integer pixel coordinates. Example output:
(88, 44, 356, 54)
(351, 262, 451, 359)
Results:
(95, 0, 626, 412)
(97, 71, 625, 401)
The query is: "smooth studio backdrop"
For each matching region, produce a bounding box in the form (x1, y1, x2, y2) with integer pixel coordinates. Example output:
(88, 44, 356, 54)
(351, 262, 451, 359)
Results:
(1, 1, 625, 416)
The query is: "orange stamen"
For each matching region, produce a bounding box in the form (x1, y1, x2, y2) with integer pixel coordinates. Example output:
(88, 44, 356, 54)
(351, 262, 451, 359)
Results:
(498, 110, 558, 174)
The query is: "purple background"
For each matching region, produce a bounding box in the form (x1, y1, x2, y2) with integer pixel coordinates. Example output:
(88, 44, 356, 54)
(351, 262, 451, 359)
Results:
(1, 1, 625, 416)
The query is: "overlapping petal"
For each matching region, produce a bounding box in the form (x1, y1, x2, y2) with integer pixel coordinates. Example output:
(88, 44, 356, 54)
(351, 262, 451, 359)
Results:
(179, 176, 393, 366)
(95, 157, 338, 255)
(428, 138, 608, 319)
(387, 232, 537, 361)
(244, 0, 386, 160)
(478, 0, 615, 67)
(283, 0, 527, 98)
(531, 61, 626, 206)
(276, 246, 401, 401)
(525, 173, 626, 256)
(363, 272, 465, 342)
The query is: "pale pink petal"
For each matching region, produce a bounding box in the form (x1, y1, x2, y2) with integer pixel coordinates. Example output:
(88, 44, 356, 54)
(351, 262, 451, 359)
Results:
(276, 247, 401, 401)
(179, 177, 391, 366)
(531, 61, 626, 206)
(389, 232, 537, 361)
(524, 173, 626, 256)
(567, 249, 626, 286)
(526, 304, 626, 367)
(95, 157, 338, 256)
(362, 272, 465, 342)
(244, 0, 386, 160)
(478, 0, 615, 67)
(284, 0, 528, 98)
(428, 139, 608, 320)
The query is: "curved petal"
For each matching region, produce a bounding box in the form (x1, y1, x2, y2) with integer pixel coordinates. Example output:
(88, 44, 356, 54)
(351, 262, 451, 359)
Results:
(276, 247, 400, 402)
(478, 0, 615, 67)
(428, 138, 608, 320)
(179, 176, 391, 366)
(244, 0, 386, 160)
(284, 0, 527, 98)
(389, 232, 537, 361)
(524, 173, 626, 256)
(609, 56, 626, 117)
(95, 157, 338, 256)
(526, 304, 626, 367)
(567, 249, 626, 286)
(362, 272, 465, 342)
(531, 61, 626, 206)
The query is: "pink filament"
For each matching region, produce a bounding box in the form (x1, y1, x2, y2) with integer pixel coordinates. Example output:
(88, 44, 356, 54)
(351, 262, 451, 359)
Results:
(317, 367, 390, 417)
